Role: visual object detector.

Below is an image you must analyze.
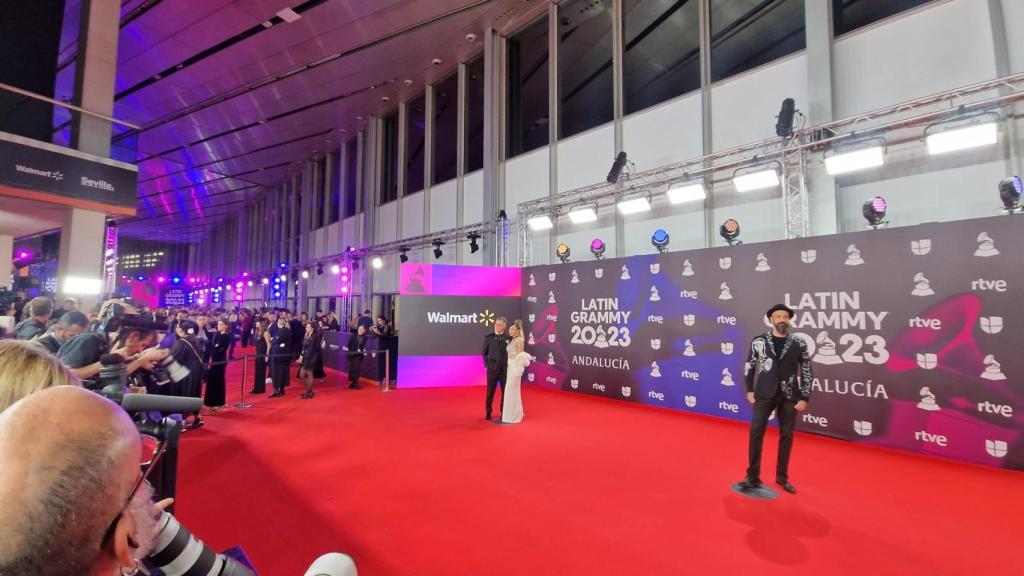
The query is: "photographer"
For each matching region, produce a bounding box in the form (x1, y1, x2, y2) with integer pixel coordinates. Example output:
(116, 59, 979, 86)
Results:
(57, 300, 168, 381)
(13, 296, 52, 340)
(36, 311, 89, 355)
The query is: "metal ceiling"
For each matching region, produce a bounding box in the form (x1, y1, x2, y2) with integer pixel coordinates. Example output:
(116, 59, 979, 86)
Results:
(114, 0, 547, 242)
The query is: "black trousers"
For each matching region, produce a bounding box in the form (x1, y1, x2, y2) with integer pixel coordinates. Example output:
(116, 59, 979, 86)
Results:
(270, 360, 290, 392)
(348, 354, 364, 386)
(253, 356, 267, 393)
(747, 391, 798, 482)
(485, 367, 506, 416)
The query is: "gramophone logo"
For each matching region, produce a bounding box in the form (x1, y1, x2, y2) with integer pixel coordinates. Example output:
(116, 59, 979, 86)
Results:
(911, 239, 932, 255)
(621, 265, 631, 280)
(719, 282, 733, 300)
(845, 244, 865, 266)
(547, 333, 556, 343)
(911, 273, 935, 296)
(650, 338, 661, 350)
(981, 354, 1006, 380)
(721, 342, 734, 355)
(681, 259, 694, 277)
(986, 439, 1008, 458)
(548, 272, 557, 281)
(528, 274, 536, 286)
(916, 353, 938, 370)
(683, 314, 695, 327)
(974, 232, 999, 257)
(548, 291, 556, 304)
(684, 395, 697, 408)
(528, 332, 536, 346)
(649, 263, 660, 275)
(800, 250, 817, 264)
(683, 339, 696, 357)
(621, 386, 632, 398)
(594, 268, 604, 278)
(650, 361, 662, 377)
(649, 286, 661, 302)
(719, 257, 732, 270)
(528, 313, 536, 323)
(754, 253, 771, 272)
(720, 368, 735, 386)
(570, 270, 579, 284)
(570, 378, 579, 389)
(853, 420, 874, 437)
(917, 387, 940, 411)
(980, 316, 1004, 334)
(547, 352, 555, 366)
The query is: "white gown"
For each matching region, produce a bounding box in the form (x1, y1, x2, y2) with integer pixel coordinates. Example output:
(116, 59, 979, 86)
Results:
(502, 339, 530, 424)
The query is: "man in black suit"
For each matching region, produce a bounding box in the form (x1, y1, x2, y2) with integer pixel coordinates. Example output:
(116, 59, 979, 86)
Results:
(739, 304, 813, 495)
(481, 317, 510, 420)
(346, 325, 369, 389)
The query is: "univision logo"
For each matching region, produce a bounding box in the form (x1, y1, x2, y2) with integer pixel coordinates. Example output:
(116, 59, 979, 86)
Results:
(683, 314, 695, 327)
(916, 353, 938, 370)
(570, 379, 579, 389)
(684, 395, 697, 408)
(911, 239, 932, 255)
(721, 342, 734, 355)
(621, 386, 631, 398)
(853, 420, 873, 436)
(986, 439, 1008, 458)
(800, 250, 816, 263)
(980, 316, 1004, 334)
(719, 257, 732, 270)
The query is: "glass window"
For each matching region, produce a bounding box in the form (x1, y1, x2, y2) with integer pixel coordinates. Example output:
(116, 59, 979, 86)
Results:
(558, 0, 614, 138)
(433, 73, 459, 184)
(465, 57, 485, 173)
(329, 150, 340, 224)
(506, 15, 550, 158)
(405, 94, 426, 195)
(833, 0, 935, 36)
(710, 0, 805, 82)
(380, 112, 399, 204)
(345, 138, 358, 217)
(623, 0, 701, 115)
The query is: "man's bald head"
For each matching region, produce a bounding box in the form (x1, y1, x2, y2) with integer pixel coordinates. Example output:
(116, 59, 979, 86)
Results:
(0, 386, 141, 576)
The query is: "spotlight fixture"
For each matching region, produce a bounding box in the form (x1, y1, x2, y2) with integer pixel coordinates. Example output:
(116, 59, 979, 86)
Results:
(467, 233, 480, 253)
(825, 143, 885, 176)
(568, 205, 598, 224)
(527, 215, 554, 231)
(998, 176, 1022, 213)
(590, 239, 606, 260)
(733, 165, 780, 192)
(862, 196, 888, 229)
(331, 263, 340, 274)
(399, 247, 409, 263)
(247, 280, 254, 287)
(171, 276, 182, 284)
(617, 192, 651, 215)
(720, 219, 741, 245)
(651, 229, 670, 253)
(371, 256, 383, 269)
(432, 241, 444, 259)
(316, 263, 324, 275)
(666, 180, 706, 204)
(607, 151, 628, 184)
(279, 274, 287, 282)
(775, 98, 796, 137)
(262, 277, 270, 285)
(926, 117, 998, 156)
(556, 243, 571, 263)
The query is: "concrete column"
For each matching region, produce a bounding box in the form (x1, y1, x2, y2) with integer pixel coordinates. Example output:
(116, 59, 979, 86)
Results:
(990, 0, 1022, 176)
(0, 235, 12, 290)
(548, 5, 561, 262)
(481, 27, 501, 266)
(456, 63, 467, 264)
(57, 207, 106, 309)
(424, 84, 435, 261)
(699, 0, 714, 248)
(72, 0, 120, 158)
(805, 0, 839, 236)
(612, 0, 625, 257)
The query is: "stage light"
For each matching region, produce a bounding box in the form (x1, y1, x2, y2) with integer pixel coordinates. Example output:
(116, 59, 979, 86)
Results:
(998, 176, 1022, 212)
(568, 205, 597, 224)
(17, 251, 29, 259)
(226, 285, 232, 291)
(607, 151, 628, 184)
(242, 272, 249, 277)
(825, 145, 885, 176)
(317, 263, 324, 275)
(301, 269, 310, 279)
(733, 167, 780, 192)
(279, 262, 287, 268)
(776, 98, 796, 137)
(156, 276, 166, 283)
(926, 121, 997, 155)
(341, 286, 349, 294)
(720, 219, 741, 245)
(651, 229, 670, 253)
(273, 291, 281, 298)
(467, 233, 480, 253)
(371, 256, 383, 269)
(617, 195, 651, 215)
(399, 248, 409, 263)
(556, 243, 571, 264)
(331, 263, 340, 274)
(590, 239, 606, 260)
(345, 245, 355, 253)
(262, 277, 270, 285)
(136, 275, 145, 281)
(432, 241, 444, 259)
(340, 266, 349, 274)
(666, 181, 706, 204)
(862, 197, 888, 229)
(527, 215, 553, 231)
(217, 277, 224, 282)
(279, 274, 287, 282)
(247, 280, 254, 287)
(171, 276, 182, 284)
(235, 281, 243, 288)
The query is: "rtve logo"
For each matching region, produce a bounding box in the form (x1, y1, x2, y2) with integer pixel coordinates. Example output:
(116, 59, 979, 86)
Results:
(915, 430, 948, 447)
(802, 413, 828, 428)
(978, 401, 1013, 418)
(971, 278, 1008, 292)
(908, 317, 941, 330)
(718, 401, 739, 413)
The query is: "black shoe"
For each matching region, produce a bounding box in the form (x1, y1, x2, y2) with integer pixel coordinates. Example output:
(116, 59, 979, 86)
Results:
(353, 384, 361, 390)
(739, 477, 763, 490)
(486, 413, 492, 421)
(270, 391, 282, 398)
(776, 480, 797, 494)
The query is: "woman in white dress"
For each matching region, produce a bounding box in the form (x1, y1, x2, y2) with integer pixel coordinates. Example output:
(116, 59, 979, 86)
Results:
(502, 320, 531, 424)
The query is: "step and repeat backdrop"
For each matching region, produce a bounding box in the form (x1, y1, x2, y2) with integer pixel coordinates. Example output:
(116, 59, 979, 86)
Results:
(521, 215, 1023, 470)
(398, 263, 523, 388)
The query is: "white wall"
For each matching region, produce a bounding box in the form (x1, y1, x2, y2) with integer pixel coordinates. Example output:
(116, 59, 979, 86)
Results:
(376, 200, 398, 244)
(1004, 0, 1024, 73)
(711, 54, 808, 152)
(505, 147, 549, 208)
(429, 180, 457, 232)
(833, 0, 998, 118)
(623, 91, 703, 172)
(557, 124, 614, 193)
(401, 191, 424, 239)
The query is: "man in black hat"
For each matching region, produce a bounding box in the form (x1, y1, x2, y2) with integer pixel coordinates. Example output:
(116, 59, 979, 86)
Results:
(739, 303, 812, 495)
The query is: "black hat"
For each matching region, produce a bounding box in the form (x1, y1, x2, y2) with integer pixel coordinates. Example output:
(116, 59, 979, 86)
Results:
(766, 303, 794, 319)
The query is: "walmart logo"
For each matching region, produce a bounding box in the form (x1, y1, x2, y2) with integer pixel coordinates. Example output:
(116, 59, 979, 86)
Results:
(427, 309, 496, 325)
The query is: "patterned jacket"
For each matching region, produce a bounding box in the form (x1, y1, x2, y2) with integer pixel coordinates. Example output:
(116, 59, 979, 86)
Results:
(743, 332, 813, 401)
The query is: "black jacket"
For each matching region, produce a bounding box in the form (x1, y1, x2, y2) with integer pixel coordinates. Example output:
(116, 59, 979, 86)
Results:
(482, 332, 510, 374)
(743, 332, 813, 401)
(347, 333, 368, 357)
(271, 326, 293, 363)
(13, 318, 46, 340)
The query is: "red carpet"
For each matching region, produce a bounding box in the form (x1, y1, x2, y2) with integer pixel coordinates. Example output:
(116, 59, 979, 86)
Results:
(175, 351, 1024, 575)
